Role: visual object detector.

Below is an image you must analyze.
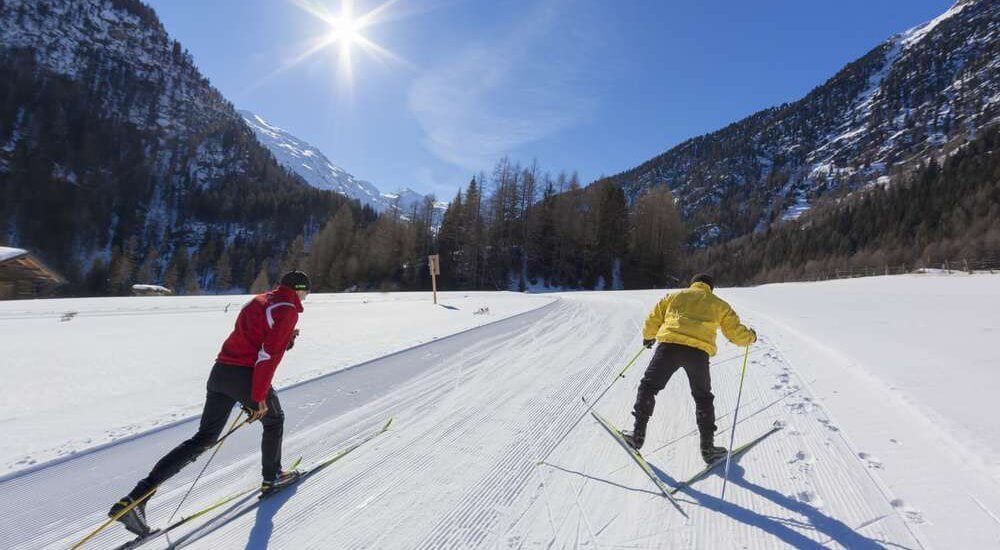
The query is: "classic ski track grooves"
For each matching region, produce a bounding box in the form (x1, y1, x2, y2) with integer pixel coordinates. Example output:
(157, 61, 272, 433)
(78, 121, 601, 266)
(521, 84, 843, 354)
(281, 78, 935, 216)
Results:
(0, 293, 928, 549)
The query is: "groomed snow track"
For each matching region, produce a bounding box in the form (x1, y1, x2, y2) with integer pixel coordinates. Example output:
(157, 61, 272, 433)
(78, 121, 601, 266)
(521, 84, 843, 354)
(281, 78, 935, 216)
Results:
(0, 293, 925, 549)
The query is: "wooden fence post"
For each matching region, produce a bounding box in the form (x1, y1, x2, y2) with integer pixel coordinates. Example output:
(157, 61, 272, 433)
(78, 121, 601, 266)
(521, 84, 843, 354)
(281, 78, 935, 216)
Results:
(428, 254, 440, 305)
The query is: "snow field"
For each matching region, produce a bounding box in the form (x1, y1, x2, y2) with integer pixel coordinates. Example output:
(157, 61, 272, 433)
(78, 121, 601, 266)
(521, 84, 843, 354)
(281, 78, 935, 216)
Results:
(510, 320, 919, 548)
(0, 291, 552, 475)
(727, 273, 1000, 549)
(2, 275, 999, 548)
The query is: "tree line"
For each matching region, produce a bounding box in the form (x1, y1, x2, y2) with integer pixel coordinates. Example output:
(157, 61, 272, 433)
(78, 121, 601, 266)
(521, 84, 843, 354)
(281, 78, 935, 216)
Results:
(6, 39, 996, 296)
(687, 124, 1000, 284)
(435, 158, 685, 291)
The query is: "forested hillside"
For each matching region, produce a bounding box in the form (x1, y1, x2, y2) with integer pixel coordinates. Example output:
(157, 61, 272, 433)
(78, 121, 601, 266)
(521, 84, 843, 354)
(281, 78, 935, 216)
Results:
(605, 0, 999, 246)
(0, 0, 432, 295)
(688, 124, 1000, 284)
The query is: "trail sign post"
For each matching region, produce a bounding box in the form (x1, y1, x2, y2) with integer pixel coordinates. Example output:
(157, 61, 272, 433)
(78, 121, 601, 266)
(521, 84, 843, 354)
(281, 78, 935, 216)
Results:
(428, 254, 440, 304)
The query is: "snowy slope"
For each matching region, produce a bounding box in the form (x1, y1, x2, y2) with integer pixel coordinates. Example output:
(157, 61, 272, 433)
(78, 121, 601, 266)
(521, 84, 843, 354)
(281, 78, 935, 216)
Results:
(0, 291, 551, 474)
(239, 110, 447, 217)
(611, 0, 1000, 241)
(2, 276, 1000, 548)
(1, 0, 362, 274)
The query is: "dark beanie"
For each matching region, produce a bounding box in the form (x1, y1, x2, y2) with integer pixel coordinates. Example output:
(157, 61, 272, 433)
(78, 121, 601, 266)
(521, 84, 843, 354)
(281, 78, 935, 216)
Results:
(690, 273, 715, 290)
(280, 270, 311, 292)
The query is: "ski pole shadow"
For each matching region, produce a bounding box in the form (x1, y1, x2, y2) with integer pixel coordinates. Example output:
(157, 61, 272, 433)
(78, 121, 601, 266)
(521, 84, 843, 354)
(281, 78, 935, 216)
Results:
(538, 461, 662, 497)
(646, 460, 909, 550)
(244, 483, 300, 550)
(163, 484, 301, 549)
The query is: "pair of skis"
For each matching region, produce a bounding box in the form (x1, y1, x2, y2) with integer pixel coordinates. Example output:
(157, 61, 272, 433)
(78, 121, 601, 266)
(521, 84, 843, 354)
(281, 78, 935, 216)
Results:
(78, 417, 393, 550)
(591, 411, 780, 511)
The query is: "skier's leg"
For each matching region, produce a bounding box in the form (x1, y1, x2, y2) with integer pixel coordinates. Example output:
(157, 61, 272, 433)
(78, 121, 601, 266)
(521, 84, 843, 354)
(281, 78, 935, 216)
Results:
(630, 343, 682, 441)
(128, 367, 237, 499)
(258, 387, 285, 481)
(681, 349, 718, 447)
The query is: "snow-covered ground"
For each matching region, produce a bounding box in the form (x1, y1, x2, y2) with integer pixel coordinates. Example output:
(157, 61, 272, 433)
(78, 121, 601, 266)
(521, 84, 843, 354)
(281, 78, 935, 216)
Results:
(726, 272, 1000, 548)
(1, 274, 999, 549)
(0, 291, 551, 475)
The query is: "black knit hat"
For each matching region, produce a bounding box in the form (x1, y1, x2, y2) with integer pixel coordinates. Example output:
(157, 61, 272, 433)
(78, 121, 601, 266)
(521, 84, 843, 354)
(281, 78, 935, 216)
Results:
(690, 273, 715, 290)
(280, 270, 311, 292)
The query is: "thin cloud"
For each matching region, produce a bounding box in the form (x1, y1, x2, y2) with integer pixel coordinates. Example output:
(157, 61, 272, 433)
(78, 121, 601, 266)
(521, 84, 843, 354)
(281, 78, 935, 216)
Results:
(408, 0, 594, 171)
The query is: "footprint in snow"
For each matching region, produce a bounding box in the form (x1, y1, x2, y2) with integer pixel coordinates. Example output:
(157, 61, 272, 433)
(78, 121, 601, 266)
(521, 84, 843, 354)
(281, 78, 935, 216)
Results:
(817, 418, 840, 432)
(891, 499, 926, 524)
(785, 400, 814, 415)
(859, 452, 883, 469)
(789, 450, 817, 472)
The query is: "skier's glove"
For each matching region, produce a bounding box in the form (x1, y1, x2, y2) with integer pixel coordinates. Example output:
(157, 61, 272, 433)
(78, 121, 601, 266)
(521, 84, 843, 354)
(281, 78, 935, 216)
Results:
(748, 328, 757, 345)
(244, 400, 269, 423)
(642, 338, 655, 349)
(286, 329, 300, 351)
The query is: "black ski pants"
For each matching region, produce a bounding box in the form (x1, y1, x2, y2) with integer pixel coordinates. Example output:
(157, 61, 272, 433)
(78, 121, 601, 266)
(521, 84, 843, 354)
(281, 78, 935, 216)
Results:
(129, 363, 284, 500)
(631, 342, 716, 439)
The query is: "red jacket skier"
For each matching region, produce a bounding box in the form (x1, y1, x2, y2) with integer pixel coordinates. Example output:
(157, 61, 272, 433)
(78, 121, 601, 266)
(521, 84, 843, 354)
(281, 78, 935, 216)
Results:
(109, 271, 311, 537)
(217, 282, 304, 404)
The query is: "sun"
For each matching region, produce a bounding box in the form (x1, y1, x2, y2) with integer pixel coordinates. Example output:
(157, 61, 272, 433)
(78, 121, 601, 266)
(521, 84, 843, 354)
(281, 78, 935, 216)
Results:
(279, 0, 406, 89)
(328, 12, 363, 46)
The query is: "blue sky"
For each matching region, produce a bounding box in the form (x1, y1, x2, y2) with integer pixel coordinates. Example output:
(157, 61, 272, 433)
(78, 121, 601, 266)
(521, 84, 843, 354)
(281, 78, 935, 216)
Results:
(146, 0, 953, 199)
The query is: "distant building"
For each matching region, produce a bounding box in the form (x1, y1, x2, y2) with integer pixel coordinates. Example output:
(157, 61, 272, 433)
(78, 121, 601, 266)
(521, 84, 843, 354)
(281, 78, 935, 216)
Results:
(131, 284, 173, 296)
(0, 247, 65, 299)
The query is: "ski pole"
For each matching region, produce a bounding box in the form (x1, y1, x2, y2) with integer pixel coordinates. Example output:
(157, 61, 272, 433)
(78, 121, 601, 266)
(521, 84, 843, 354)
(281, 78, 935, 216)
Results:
(166, 411, 249, 523)
(721, 344, 751, 500)
(70, 413, 249, 549)
(615, 346, 646, 379)
(535, 345, 646, 466)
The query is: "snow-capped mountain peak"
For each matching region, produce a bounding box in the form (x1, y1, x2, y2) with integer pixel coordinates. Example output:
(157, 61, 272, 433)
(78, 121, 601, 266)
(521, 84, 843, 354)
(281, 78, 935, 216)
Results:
(239, 110, 440, 217)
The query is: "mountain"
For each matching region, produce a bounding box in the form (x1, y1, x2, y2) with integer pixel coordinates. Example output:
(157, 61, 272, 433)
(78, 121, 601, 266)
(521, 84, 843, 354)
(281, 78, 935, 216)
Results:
(239, 110, 446, 218)
(0, 0, 374, 293)
(606, 0, 999, 246)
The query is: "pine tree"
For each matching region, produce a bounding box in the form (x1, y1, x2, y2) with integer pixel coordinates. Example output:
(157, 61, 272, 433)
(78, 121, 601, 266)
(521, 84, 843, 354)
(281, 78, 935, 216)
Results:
(215, 248, 232, 291)
(250, 263, 271, 294)
(628, 187, 684, 287)
(240, 260, 256, 292)
(136, 247, 160, 284)
(165, 246, 189, 292)
(183, 268, 201, 295)
(281, 235, 305, 274)
(163, 264, 179, 292)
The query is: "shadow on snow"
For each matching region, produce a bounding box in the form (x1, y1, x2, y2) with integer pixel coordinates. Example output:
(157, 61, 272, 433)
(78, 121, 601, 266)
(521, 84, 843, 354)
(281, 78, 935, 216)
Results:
(647, 458, 912, 550)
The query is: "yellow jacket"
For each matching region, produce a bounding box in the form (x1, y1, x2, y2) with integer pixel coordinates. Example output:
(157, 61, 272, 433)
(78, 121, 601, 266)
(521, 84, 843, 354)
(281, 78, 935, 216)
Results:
(642, 282, 755, 356)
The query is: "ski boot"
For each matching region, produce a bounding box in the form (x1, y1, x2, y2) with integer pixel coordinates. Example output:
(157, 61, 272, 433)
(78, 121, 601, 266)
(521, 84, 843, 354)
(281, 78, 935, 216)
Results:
(621, 422, 646, 451)
(109, 495, 152, 536)
(700, 433, 727, 464)
(261, 469, 302, 497)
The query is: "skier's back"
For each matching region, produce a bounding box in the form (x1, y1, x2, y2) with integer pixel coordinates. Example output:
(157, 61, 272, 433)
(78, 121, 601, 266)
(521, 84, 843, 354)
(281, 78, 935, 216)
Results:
(623, 273, 756, 463)
(108, 271, 311, 536)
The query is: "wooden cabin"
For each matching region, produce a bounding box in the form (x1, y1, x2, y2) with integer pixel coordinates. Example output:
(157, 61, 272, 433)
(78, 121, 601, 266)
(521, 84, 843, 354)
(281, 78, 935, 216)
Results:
(0, 247, 66, 299)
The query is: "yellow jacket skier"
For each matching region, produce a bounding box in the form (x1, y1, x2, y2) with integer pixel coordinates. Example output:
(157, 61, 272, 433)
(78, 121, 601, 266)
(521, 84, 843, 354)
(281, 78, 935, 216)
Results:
(623, 274, 756, 463)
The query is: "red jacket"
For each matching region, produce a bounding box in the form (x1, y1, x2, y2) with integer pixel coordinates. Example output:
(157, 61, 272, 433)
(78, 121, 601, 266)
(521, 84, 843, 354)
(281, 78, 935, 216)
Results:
(217, 286, 304, 401)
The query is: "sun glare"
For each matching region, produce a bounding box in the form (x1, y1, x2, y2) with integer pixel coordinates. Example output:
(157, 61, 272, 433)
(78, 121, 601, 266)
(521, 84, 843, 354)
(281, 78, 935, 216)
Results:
(274, 0, 408, 90)
(330, 14, 363, 45)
